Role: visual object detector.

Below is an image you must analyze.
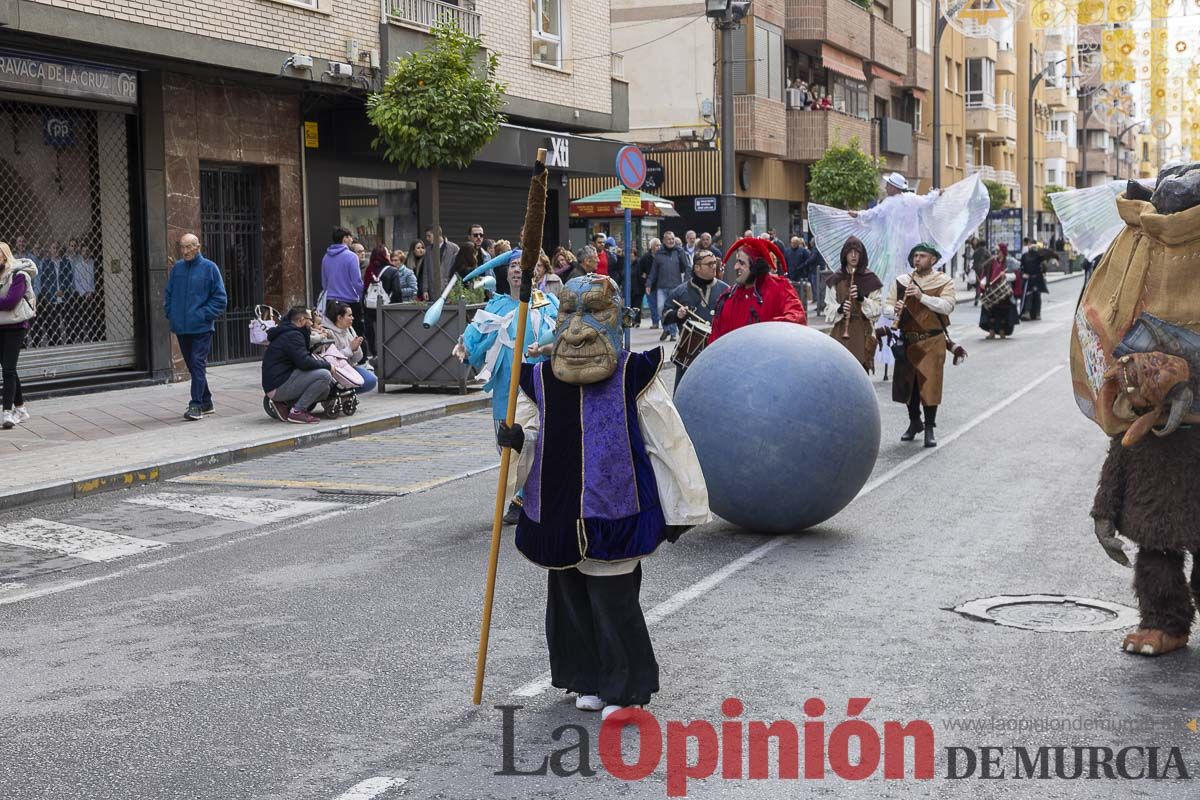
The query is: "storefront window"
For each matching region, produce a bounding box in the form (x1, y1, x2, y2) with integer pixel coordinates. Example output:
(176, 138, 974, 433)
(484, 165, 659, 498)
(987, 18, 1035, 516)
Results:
(339, 177, 419, 251)
(0, 100, 137, 377)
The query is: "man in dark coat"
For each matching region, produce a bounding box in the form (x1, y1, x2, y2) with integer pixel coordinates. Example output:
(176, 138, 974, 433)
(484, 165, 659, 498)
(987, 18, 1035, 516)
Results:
(261, 306, 331, 424)
(646, 231, 691, 341)
(1019, 237, 1055, 320)
(661, 248, 728, 390)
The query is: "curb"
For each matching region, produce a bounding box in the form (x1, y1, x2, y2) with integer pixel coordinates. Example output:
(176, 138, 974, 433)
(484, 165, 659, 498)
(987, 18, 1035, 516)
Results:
(0, 396, 492, 513)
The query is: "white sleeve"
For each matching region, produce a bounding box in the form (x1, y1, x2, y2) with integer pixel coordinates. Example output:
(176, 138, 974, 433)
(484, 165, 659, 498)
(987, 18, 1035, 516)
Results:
(918, 281, 956, 315)
(860, 288, 883, 321)
(823, 290, 843, 324)
(637, 376, 712, 526)
(507, 390, 541, 503)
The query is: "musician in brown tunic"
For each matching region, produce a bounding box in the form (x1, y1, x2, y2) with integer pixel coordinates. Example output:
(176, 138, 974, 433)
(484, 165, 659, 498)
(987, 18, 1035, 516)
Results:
(823, 236, 883, 372)
(886, 243, 956, 448)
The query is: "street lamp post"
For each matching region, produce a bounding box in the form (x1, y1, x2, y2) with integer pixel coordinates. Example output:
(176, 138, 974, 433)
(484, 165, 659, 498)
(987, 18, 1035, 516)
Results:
(1027, 47, 1073, 241)
(930, 16, 949, 189)
(1115, 120, 1143, 181)
(707, 0, 749, 257)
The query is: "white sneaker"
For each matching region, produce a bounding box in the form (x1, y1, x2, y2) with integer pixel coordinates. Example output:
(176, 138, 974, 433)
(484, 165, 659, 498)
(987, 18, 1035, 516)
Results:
(12, 406, 28, 424)
(1, 410, 13, 430)
(602, 704, 639, 720)
(575, 694, 604, 712)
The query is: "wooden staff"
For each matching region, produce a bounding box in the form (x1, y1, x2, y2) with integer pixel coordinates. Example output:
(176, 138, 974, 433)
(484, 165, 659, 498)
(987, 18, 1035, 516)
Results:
(473, 148, 549, 705)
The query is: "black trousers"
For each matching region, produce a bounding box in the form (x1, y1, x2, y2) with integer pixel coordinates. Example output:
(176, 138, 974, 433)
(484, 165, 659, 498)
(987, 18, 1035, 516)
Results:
(1133, 549, 1200, 636)
(1023, 291, 1043, 320)
(906, 381, 937, 426)
(1, 327, 24, 410)
(546, 564, 660, 706)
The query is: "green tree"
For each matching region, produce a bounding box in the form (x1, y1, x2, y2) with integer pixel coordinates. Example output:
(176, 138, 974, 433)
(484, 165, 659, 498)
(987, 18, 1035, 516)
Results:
(983, 179, 1008, 211)
(367, 20, 507, 293)
(808, 138, 881, 210)
(1042, 184, 1066, 213)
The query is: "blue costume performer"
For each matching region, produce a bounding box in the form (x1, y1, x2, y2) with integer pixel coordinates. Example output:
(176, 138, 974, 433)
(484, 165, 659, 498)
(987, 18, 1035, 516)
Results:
(497, 275, 709, 718)
(457, 255, 558, 522)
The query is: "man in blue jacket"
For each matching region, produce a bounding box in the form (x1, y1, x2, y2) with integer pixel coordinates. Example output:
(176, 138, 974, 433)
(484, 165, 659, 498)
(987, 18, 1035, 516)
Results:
(321, 227, 364, 329)
(261, 307, 331, 424)
(164, 233, 227, 421)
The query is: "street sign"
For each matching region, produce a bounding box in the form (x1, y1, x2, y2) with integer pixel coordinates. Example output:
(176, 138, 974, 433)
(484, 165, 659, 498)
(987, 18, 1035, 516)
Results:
(694, 196, 717, 212)
(616, 145, 647, 190)
(643, 159, 664, 192)
(620, 189, 641, 210)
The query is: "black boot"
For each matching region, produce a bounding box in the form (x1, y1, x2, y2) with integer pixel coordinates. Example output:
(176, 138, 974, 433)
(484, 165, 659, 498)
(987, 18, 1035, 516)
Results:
(901, 403, 923, 441)
(923, 405, 938, 448)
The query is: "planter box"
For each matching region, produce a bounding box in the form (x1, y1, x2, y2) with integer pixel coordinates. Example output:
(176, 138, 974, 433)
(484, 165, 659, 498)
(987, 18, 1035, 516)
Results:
(376, 301, 485, 394)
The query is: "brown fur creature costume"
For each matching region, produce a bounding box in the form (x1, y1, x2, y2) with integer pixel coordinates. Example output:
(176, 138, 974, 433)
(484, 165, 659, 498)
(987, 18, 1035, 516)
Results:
(1092, 425, 1200, 656)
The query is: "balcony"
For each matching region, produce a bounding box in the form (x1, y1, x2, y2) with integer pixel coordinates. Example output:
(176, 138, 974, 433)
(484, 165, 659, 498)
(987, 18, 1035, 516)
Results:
(736, 95, 787, 158)
(996, 46, 1016, 75)
(966, 102, 998, 135)
(1081, 149, 1116, 176)
(995, 169, 1018, 187)
(787, 108, 871, 162)
(870, 16, 908, 75)
(785, 0, 872, 60)
(753, 0, 786, 28)
(1044, 85, 1076, 111)
(1044, 131, 1067, 159)
(969, 164, 997, 181)
(965, 36, 998, 62)
(904, 49, 932, 89)
(996, 103, 1016, 140)
(388, 0, 481, 37)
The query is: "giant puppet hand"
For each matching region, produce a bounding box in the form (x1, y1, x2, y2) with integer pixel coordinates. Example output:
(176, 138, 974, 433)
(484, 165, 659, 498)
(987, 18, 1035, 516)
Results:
(1093, 517, 1131, 567)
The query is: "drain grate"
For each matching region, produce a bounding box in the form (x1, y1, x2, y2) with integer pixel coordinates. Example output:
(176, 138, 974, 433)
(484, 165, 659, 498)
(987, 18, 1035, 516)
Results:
(314, 491, 396, 506)
(952, 594, 1140, 632)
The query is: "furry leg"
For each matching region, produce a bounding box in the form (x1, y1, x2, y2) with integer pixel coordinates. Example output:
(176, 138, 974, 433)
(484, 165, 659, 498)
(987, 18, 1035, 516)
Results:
(1125, 549, 1194, 655)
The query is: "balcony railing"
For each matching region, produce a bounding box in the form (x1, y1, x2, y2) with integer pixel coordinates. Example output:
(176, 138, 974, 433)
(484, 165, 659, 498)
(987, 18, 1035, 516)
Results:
(968, 165, 997, 181)
(870, 16, 908, 75)
(388, 0, 481, 38)
(904, 48, 932, 89)
(787, 108, 871, 162)
(735, 95, 787, 158)
(1046, 130, 1067, 142)
(996, 46, 1016, 75)
(995, 169, 1018, 186)
(996, 103, 1016, 120)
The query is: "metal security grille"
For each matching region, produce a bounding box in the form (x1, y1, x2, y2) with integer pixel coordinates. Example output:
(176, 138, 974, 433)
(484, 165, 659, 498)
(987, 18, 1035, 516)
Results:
(200, 165, 263, 364)
(0, 100, 139, 381)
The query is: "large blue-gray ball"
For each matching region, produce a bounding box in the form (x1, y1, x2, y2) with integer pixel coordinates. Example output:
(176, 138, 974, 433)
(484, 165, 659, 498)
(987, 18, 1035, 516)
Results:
(675, 322, 880, 533)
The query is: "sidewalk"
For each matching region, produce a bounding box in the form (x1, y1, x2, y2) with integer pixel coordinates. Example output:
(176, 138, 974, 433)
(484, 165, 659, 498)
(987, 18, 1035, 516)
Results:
(0, 361, 491, 511)
(0, 273, 1080, 511)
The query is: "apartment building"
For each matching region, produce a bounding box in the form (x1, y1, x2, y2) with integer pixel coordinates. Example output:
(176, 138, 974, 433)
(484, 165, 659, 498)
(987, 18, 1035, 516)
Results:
(314, 0, 632, 261)
(0, 0, 627, 389)
(600, 0, 963, 240)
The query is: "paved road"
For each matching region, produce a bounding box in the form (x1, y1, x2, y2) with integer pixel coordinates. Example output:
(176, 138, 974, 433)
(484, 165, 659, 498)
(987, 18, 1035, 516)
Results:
(5, 275, 1199, 799)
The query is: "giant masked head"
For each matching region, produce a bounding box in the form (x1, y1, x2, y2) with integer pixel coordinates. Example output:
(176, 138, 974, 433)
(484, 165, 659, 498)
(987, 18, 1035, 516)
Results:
(551, 276, 623, 384)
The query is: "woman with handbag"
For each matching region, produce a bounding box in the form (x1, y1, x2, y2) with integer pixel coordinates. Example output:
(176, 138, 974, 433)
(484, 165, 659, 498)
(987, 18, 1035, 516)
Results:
(0, 242, 38, 430)
(325, 301, 377, 394)
(977, 242, 1020, 340)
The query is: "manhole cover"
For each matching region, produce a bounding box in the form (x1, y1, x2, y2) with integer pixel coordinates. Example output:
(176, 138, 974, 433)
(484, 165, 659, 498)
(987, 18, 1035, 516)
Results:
(953, 594, 1139, 632)
(313, 491, 394, 506)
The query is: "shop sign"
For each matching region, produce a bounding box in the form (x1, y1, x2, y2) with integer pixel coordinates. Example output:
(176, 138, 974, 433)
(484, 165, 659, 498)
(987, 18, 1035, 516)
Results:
(43, 114, 74, 148)
(0, 51, 137, 105)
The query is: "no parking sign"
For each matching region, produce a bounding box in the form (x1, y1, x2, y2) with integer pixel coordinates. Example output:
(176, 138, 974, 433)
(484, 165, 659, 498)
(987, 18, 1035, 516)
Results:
(616, 145, 646, 191)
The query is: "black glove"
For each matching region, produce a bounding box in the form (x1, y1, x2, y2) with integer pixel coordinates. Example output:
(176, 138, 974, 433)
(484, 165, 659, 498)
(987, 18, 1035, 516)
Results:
(497, 422, 524, 453)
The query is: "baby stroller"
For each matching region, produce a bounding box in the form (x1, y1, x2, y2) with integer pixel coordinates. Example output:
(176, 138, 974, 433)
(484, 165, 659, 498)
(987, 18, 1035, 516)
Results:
(319, 349, 362, 419)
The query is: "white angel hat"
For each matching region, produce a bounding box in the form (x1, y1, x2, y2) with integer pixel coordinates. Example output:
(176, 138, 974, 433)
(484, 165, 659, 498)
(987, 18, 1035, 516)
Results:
(884, 172, 909, 191)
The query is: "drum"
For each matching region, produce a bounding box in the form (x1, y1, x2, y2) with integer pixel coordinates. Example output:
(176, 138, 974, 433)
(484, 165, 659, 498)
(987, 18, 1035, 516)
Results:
(672, 318, 712, 368)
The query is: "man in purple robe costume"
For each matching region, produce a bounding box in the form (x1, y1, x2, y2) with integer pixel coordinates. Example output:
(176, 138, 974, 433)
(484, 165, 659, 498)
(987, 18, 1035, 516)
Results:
(496, 275, 710, 719)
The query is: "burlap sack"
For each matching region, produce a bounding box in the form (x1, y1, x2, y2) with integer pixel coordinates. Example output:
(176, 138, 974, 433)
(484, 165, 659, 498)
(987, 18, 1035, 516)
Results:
(1070, 196, 1200, 435)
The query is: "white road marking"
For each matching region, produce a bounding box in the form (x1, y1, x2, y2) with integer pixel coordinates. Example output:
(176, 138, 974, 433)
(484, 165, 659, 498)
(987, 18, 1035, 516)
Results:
(331, 776, 405, 799)
(0, 519, 166, 562)
(0, 582, 28, 593)
(124, 492, 343, 522)
(0, 505, 358, 607)
(510, 363, 1068, 698)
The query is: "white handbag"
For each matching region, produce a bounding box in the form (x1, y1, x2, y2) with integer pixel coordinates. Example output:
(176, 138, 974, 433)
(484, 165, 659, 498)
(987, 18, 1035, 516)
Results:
(363, 266, 395, 310)
(249, 304, 279, 345)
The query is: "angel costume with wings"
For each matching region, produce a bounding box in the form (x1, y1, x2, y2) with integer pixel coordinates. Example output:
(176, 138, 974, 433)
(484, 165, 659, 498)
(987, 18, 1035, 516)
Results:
(808, 172, 990, 366)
